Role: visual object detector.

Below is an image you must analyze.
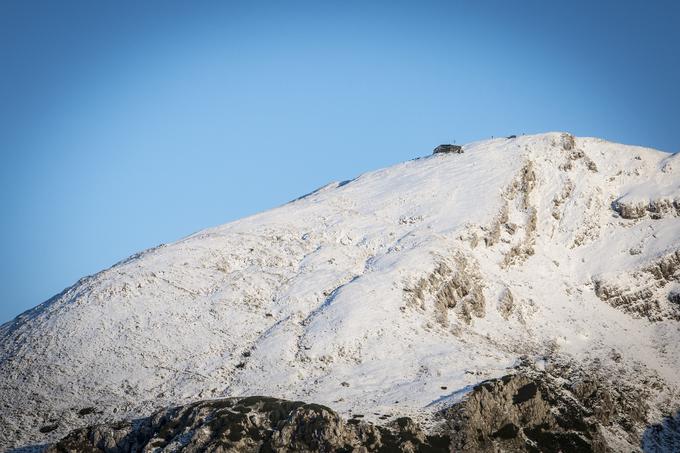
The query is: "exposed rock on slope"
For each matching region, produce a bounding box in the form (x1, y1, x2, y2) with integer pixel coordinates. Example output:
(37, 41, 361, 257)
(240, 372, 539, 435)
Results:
(593, 249, 680, 321)
(404, 254, 485, 326)
(444, 360, 651, 452)
(47, 361, 653, 452)
(1, 133, 679, 451)
(47, 397, 448, 453)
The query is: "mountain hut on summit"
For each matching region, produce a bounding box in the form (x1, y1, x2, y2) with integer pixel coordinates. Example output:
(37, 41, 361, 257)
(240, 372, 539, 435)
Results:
(432, 144, 463, 155)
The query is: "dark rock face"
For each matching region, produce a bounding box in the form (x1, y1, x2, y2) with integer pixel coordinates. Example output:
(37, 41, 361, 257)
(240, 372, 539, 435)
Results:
(443, 365, 651, 452)
(47, 367, 661, 452)
(433, 144, 463, 155)
(445, 374, 604, 452)
(47, 396, 448, 453)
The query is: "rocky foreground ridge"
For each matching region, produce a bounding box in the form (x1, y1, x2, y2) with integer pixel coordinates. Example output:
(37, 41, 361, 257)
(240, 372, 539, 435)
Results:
(47, 360, 678, 452)
(1, 133, 679, 451)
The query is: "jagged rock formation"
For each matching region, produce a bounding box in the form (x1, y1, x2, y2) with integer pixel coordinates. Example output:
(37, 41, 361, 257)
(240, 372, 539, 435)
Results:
(611, 153, 679, 220)
(404, 254, 485, 326)
(47, 362, 660, 452)
(444, 361, 652, 452)
(2, 133, 679, 451)
(612, 189, 680, 220)
(47, 397, 448, 453)
(593, 249, 680, 321)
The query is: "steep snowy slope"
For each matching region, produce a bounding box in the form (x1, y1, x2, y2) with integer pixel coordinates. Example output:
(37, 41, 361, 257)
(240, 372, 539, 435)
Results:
(1, 133, 679, 450)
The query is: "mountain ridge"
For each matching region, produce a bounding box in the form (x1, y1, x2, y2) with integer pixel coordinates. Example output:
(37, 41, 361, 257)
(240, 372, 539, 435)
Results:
(1, 132, 679, 451)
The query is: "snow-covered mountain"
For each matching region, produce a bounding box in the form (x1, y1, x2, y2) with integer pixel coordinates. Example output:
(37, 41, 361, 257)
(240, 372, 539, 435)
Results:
(1, 133, 679, 451)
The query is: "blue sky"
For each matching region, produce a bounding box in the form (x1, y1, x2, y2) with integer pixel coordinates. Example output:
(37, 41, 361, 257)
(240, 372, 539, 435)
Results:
(1, 0, 679, 323)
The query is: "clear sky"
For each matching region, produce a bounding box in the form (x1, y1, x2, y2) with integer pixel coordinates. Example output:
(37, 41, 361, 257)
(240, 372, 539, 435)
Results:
(1, 0, 679, 323)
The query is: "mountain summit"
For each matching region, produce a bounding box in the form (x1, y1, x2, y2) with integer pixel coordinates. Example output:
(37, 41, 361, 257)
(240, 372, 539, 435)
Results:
(2, 133, 679, 451)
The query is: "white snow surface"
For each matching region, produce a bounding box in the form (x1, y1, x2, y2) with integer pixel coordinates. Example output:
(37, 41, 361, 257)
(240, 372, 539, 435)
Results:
(1, 133, 679, 449)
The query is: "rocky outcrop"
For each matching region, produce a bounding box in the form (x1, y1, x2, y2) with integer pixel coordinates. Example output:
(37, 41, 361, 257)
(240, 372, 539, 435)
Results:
(497, 287, 515, 320)
(481, 158, 537, 257)
(496, 160, 538, 267)
(48, 364, 659, 453)
(555, 133, 598, 173)
(559, 133, 575, 151)
(612, 200, 650, 220)
(47, 396, 449, 453)
(447, 376, 603, 452)
(612, 198, 680, 220)
(551, 178, 574, 220)
(593, 250, 680, 321)
(444, 363, 650, 452)
(404, 255, 485, 326)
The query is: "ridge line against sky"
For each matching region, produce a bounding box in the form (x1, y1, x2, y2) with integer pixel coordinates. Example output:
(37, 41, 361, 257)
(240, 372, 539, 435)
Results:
(1, 0, 679, 322)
